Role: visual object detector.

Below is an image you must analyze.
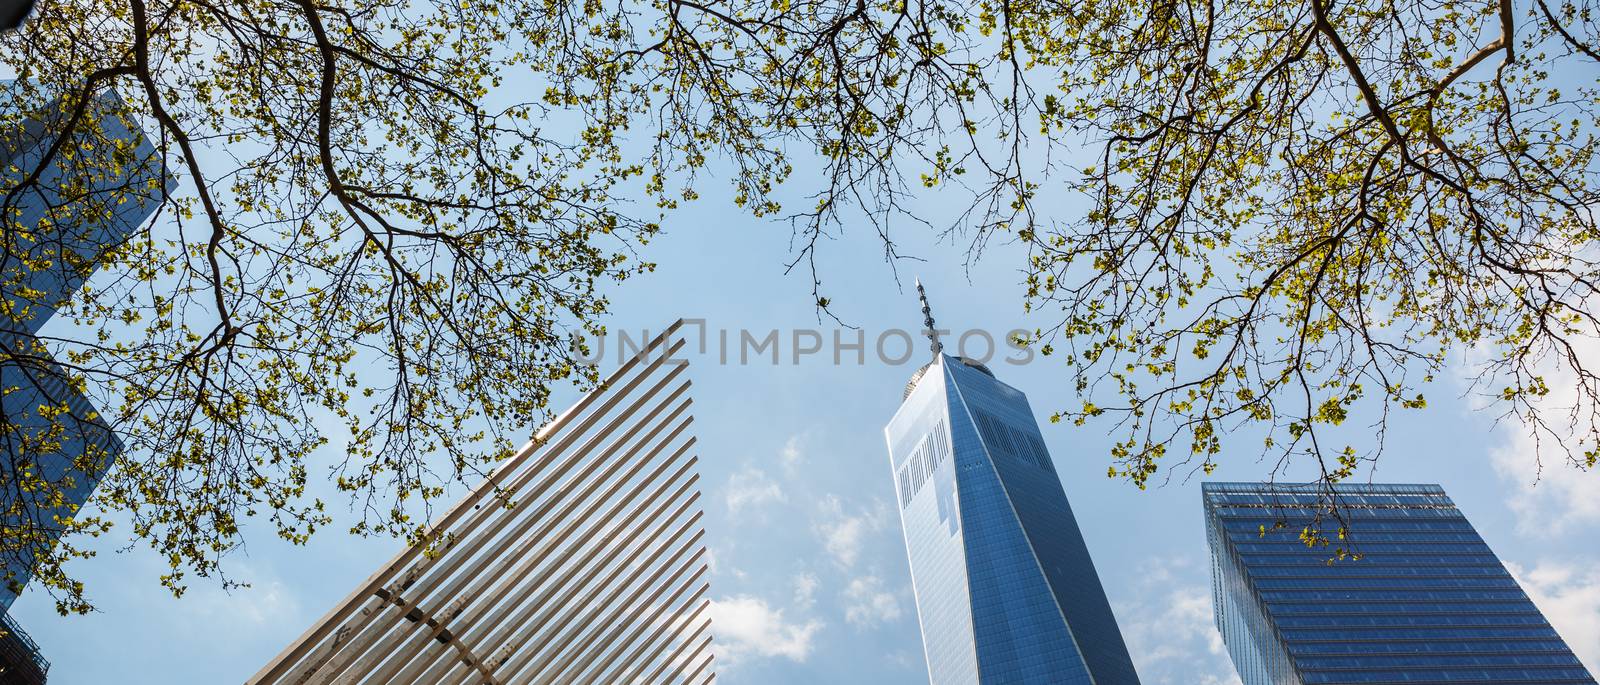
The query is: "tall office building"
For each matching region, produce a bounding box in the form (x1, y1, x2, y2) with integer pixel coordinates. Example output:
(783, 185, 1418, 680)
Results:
(1, 86, 165, 603)
(0, 85, 165, 683)
(1204, 481, 1597, 684)
(253, 323, 715, 685)
(885, 282, 1141, 685)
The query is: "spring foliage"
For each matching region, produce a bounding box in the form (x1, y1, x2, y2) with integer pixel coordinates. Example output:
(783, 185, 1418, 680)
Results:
(2, 0, 1597, 610)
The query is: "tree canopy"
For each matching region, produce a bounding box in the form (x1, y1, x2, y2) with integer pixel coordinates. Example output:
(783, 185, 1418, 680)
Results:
(1018, 0, 1600, 496)
(2, 0, 1598, 610)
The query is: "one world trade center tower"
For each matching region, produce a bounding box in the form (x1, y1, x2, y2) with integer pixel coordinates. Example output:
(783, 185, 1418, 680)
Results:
(884, 282, 1141, 684)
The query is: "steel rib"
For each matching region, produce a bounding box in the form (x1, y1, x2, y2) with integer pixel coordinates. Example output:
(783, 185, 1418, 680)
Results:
(338, 403, 695, 683)
(397, 464, 702, 684)
(249, 323, 684, 684)
(593, 589, 712, 685)
(496, 508, 704, 678)
(524, 541, 709, 684)
(593, 602, 712, 685)
(303, 373, 690, 682)
(638, 624, 714, 685)
(515, 560, 710, 681)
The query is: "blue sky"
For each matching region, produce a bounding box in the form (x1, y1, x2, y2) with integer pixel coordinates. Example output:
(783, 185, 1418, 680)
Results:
(9, 71, 1600, 682)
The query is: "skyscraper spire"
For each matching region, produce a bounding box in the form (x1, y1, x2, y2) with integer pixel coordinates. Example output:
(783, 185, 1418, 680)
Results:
(916, 277, 943, 358)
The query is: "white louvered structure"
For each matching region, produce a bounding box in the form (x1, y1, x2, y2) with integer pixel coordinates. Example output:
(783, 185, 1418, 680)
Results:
(249, 321, 714, 685)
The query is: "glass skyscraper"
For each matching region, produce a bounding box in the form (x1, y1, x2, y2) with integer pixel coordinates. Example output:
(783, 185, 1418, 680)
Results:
(0, 84, 165, 683)
(2, 85, 164, 610)
(883, 283, 1141, 685)
(1204, 481, 1597, 684)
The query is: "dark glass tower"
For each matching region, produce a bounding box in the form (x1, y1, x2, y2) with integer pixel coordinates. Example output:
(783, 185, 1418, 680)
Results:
(0, 84, 164, 684)
(0, 83, 164, 672)
(884, 283, 1141, 685)
(1204, 481, 1597, 684)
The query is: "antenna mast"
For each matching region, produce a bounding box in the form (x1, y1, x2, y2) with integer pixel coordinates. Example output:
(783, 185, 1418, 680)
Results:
(916, 277, 943, 359)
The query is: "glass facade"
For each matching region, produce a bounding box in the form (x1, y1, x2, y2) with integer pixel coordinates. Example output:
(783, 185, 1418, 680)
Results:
(1204, 481, 1598, 685)
(886, 355, 1141, 684)
(1, 86, 166, 611)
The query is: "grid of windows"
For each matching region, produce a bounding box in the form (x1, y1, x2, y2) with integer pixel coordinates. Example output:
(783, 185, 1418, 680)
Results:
(1204, 482, 1598, 685)
(898, 418, 952, 508)
(972, 409, 1054, 472)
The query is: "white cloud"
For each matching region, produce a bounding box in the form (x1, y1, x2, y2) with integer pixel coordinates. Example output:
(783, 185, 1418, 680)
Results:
(842, 575, 903, 629)
(792, 572, 820, 610)
(820, 517, 868, 568)
(1467, 333, 1600, 535)
(725, 465, 786, 515)
(183, 561, 301, 630)
(229, 579, 300, 626)
(813, 495, 888, 569)
(780, 435, 804, 476)
(889, 649, 919, 670)
(1114, 557, 1241, 685)
(1123, 593, 1231, 672)
(1489, 426, 1600, 535)
(704, 546, 720, 576)
(1507, 560, 1600, 673)
(706, 595, 823, 666)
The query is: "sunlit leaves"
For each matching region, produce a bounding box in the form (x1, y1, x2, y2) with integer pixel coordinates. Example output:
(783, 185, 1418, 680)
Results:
(3, 0, 1598, 614)
(0, 0, 747, 612)
(1014, 0, 1600, 511)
